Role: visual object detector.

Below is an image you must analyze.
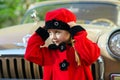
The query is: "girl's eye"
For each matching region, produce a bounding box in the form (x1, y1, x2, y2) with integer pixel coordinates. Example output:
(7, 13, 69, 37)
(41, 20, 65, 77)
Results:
(55, 31, 61, 34)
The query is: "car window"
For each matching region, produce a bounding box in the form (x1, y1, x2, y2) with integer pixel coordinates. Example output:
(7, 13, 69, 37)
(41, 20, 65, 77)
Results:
(21, 2, 120, 26)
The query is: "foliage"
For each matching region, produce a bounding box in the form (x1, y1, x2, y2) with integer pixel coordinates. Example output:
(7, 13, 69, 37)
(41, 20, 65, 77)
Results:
(0, 0, 46, 28)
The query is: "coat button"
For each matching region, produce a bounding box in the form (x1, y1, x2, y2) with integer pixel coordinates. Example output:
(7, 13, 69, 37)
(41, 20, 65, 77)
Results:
(59, 59, 69, 71)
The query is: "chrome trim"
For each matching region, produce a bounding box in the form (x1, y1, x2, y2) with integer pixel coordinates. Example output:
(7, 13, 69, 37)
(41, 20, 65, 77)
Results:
(0, 49, 25, 56)
(110, 74, 120, 80)
(15, 34, 31, 47)
(106, 29, 120, 60)
(97, 56, 104, 80)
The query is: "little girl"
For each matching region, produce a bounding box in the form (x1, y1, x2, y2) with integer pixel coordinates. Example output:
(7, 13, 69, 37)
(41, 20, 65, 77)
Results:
(24, 8, 100, 80)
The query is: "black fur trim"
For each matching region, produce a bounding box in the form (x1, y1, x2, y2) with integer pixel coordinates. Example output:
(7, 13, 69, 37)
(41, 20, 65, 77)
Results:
(69, 25, 85, 37)
(45, 19, 70, 31)
(48, 42, 66, 52)
(35, 27, 49, 41)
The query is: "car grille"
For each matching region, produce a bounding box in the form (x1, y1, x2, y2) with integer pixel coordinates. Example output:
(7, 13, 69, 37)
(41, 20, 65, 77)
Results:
(0, 56, 101, 80)
(0, 56, 43, 79)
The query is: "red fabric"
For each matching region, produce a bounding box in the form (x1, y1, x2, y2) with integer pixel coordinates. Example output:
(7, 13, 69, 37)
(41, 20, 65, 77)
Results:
(24, 31, 100, 80)
(45, 8, 76, 23)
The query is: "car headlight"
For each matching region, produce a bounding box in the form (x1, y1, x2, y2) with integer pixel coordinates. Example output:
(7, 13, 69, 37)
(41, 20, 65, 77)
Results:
(107, 29, 120, 60)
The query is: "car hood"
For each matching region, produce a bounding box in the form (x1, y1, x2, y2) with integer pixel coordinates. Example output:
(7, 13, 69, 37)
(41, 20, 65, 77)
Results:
(0, 23, 40, 49)
(0, 22, 113, 49)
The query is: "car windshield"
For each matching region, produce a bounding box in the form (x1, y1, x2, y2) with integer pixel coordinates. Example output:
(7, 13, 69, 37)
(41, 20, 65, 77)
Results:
(21, 1, 120, 26)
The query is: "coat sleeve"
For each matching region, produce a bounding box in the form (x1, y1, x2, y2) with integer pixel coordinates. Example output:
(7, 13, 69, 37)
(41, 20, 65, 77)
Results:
(70, 25, 100, 66)
(24, 27, 53, 66)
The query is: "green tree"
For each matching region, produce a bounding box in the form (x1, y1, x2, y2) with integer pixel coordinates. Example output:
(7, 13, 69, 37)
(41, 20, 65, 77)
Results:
(0, 0, 46, 28)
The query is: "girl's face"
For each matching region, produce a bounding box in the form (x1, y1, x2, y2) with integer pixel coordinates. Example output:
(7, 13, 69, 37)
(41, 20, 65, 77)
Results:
(48, 29, 70, 45)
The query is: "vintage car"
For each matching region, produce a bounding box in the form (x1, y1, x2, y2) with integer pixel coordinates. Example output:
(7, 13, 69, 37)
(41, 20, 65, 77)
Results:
(0, 0, 120, 80)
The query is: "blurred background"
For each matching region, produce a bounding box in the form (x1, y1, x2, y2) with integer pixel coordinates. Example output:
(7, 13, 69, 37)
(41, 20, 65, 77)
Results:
(0, 0, 47, 28)
(1, 0, 120, 29)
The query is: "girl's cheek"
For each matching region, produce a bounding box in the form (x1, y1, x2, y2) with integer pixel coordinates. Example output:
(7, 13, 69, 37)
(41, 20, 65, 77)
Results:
(56, 34, 61, 39)
(49, 35, 52, 39)
(49, 34, 53, 39)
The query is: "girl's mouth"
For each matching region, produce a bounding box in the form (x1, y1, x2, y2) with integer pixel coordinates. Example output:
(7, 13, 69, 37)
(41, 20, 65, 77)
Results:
(53, 41, 60, 45)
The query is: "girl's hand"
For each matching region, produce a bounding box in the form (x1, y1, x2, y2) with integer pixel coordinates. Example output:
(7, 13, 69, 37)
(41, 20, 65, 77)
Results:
(67, 21, 77, 28)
